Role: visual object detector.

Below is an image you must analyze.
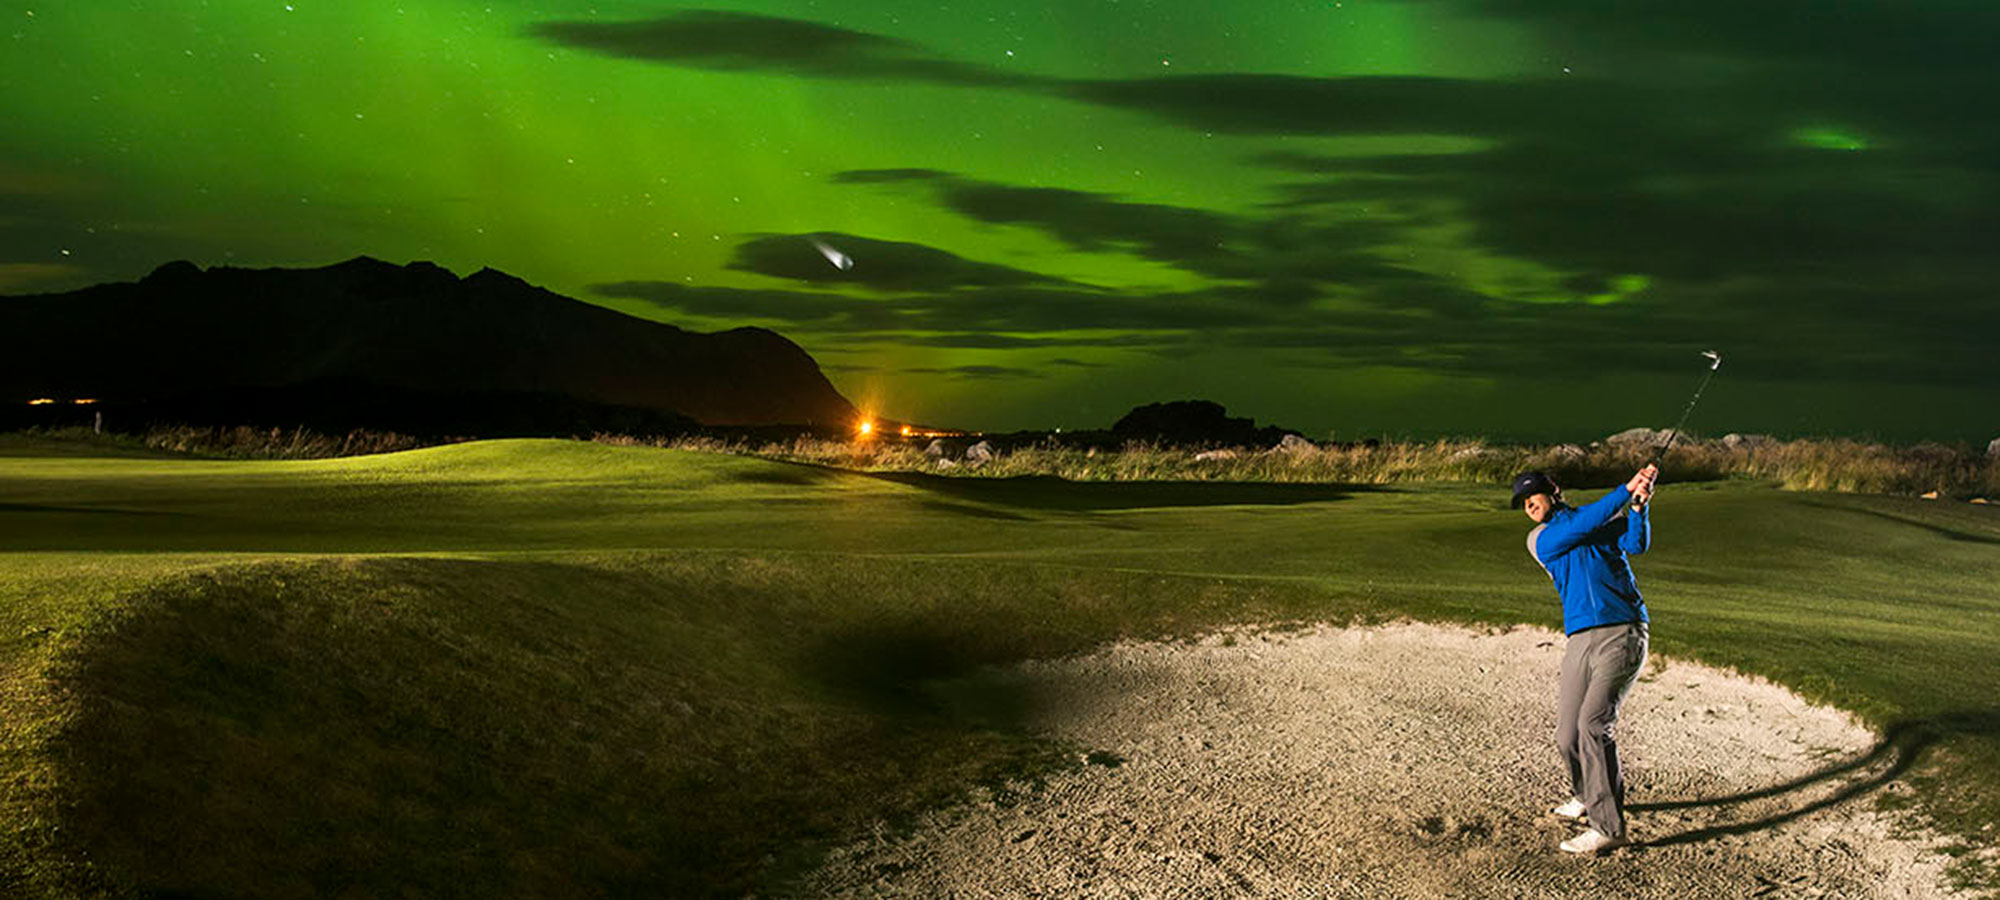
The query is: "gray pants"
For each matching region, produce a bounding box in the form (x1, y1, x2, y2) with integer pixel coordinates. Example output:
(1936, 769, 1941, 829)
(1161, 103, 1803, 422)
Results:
(1557, 622, 1649, 839)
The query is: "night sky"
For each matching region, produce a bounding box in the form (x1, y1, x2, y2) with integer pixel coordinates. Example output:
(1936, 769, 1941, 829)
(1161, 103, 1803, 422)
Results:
(5, 2, 1996, 441)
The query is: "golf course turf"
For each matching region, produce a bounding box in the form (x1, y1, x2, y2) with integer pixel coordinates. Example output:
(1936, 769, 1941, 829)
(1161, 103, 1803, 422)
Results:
(3, 437, 1996, 897)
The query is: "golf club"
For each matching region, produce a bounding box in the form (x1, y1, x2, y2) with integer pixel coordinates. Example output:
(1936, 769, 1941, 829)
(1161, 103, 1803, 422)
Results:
(1634, 350, 1722, 510)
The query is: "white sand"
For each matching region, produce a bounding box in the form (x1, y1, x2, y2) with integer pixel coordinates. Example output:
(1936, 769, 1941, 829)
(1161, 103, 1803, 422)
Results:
(802, 622, 1959, 899)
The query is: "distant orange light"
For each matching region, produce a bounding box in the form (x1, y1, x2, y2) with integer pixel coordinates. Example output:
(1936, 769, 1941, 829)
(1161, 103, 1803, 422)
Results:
(857, 420, 874, 436)
(900, 425, 912, 436)
(28, 398, 55, 406)
(73, 398, 97, 405)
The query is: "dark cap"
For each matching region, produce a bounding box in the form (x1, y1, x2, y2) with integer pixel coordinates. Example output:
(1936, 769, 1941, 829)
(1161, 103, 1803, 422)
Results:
(1510, 471, 1559, 508)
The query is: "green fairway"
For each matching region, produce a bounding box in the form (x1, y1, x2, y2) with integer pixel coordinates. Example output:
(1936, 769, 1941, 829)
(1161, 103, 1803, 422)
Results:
(3, 438, 1997, 897)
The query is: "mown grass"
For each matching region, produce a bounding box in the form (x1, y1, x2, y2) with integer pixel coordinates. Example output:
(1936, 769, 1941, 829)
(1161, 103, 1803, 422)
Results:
(3, 437, 1997, 897)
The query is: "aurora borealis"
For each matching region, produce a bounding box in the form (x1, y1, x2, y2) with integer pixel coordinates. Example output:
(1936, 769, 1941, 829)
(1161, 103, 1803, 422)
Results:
(4, 2, 1996, 440)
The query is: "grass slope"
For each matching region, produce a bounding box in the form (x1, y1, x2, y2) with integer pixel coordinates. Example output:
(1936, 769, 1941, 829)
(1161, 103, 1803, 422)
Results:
(3, 438, 1997, 897)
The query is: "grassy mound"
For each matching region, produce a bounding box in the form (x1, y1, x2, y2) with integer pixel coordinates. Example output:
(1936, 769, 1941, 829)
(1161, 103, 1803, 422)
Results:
(23, 555, 1346, 898)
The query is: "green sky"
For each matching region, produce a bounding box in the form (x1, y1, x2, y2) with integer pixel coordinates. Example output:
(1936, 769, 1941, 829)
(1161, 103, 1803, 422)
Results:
(4, 1, 1996, 441)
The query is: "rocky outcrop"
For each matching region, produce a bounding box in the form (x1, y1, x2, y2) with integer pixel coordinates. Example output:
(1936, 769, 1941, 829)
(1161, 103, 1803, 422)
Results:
(1112, 400, 1298, 448)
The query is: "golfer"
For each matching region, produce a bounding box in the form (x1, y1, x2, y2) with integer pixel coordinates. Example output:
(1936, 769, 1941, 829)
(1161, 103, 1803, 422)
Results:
(1512, 464, 1657, 853)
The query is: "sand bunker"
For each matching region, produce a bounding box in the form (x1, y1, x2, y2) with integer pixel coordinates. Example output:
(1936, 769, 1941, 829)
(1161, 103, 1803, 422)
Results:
(802, 622, 1957, 898)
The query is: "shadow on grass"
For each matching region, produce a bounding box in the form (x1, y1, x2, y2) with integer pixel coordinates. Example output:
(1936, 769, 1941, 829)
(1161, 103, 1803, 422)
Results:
(1799, 500, 2000, 545)
(0, 503, 186, 517)
(1634, 709, 2000, 847)
(915, 498, 1037, 522)
(863, 471, 1391, 512)
(800, 618, 1054, 729)
(707, 456, 1392, 511)
(723, 463, 845, 487)
(30, 555, 1117, 900)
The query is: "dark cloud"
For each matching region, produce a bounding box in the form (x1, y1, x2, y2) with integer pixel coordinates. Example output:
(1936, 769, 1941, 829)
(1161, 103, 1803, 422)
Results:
(598, 263, 1987, 387)
(729, 232, 1090, 292)
(830, 168, 950, 184)
(594, 279, 1261, 334)
(1447, 0, 2000, 76)
(529, 8, 1997, 158)
(1260, 140, 1999, 280)
(609, 165, 1993, 388)
(1067, 74, 1643, 140)
(0, 188, 324, 295)
(533, 11, 2000, 278)
(527, 11, 1028, 87)
(864, 333, 1172, 350)
(0, 262, 87, 294)
(837, 168, 1247, 278)
(901, 365, 1041, 380)
(528, 8, 1998, 171)
(550, 9, 1997, 393)
(527, 13, 1641, 140)
(1049, 357, 1107, 368)
(836, 169, 1404, 284)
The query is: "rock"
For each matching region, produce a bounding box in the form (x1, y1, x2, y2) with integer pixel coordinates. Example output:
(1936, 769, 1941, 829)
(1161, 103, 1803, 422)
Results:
(1549, 443, 1587, 461)
(935, 458, 958, 470)
(1448, 446, 1489, 462)
(1720, 433, 1777, 450)
(924, 438, 951, 459)
(141, 259, 203, 286)
(1194, 449, 1238, 461)
(1605, 427, 1674, 447)
(1274, 434, 1316, 454)
(1988, 436, 2000, 459)
(966, 441, 995, 464)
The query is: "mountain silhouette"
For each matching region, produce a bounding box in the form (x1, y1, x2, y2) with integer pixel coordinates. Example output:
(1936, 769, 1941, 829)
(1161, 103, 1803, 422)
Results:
(1, 257, 859, 435)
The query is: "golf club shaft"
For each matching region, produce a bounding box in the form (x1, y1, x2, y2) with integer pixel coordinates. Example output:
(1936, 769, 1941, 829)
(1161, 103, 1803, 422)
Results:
(1635, 352, 1722, 510)
(1649, 365, 1718, 467)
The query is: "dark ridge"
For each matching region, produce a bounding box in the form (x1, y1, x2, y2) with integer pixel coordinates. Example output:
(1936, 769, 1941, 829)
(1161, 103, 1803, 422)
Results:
(1, 258, 860, 434)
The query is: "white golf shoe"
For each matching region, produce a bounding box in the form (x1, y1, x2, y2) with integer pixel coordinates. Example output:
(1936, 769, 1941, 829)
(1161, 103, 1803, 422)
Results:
(1559, 828, 1627, 854)
(1550, 798, 1587, 821)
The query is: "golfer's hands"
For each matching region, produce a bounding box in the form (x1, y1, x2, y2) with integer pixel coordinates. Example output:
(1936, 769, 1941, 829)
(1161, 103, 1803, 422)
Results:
(1627, 464, 1658, 506)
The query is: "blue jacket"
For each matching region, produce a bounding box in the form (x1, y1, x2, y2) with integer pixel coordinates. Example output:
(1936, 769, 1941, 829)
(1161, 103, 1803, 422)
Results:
(1527, 484, 1650, 635)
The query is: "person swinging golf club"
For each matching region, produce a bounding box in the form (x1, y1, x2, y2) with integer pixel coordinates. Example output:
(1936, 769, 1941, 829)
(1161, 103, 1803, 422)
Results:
(1513, 462, 1658, 853)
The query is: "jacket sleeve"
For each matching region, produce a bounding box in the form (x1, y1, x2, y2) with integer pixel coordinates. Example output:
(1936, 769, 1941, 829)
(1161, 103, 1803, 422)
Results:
(1618, 502, 1651, 555)
(1534, 485, 1634, 562)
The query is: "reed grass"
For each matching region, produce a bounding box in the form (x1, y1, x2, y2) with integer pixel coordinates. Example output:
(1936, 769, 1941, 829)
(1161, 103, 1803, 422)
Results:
(15, 425, 1993, 497)
(593, 433, 2000, 500)
(8, 425, 431, 459)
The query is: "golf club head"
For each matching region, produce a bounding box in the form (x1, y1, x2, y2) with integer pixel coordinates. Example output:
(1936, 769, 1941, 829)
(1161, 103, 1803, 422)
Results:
(1702, 350, 1721, 369)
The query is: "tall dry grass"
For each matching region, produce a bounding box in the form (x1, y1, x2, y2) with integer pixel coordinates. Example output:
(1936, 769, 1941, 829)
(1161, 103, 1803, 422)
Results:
(137, 425, 431, 459)
(20, 425, 1991, 496)
(601, 433, 2000, 499)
